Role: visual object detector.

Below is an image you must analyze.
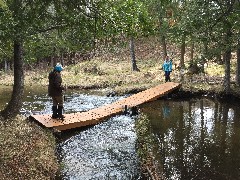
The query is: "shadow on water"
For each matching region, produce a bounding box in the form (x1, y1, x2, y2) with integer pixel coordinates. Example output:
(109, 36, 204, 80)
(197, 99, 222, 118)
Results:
(140, 98, 240, 180)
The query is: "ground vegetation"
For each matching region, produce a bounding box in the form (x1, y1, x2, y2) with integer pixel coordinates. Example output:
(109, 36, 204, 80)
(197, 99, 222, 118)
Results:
(0, 115, 58, 179)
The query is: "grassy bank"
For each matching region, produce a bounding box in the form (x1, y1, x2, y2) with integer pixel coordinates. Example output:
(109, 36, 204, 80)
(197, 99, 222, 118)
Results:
(0, 36, 239, 96)
(2, 56, 239, 97)
(0, 116, 58, 179)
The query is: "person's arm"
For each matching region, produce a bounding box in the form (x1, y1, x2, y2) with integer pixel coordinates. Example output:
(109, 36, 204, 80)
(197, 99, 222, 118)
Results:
(162, 62, 165, 71)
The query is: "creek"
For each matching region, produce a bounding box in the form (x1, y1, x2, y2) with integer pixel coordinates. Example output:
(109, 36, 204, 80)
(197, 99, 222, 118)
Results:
(141, 98, 240, 180)
(1, 86, 240, 180)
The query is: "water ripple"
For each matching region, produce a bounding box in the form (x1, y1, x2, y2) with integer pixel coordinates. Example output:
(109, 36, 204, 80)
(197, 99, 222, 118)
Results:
(58, 115, 140, 180)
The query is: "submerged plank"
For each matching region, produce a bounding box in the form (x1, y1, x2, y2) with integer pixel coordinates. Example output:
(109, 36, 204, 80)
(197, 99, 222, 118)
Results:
(30, 82, 181, 131)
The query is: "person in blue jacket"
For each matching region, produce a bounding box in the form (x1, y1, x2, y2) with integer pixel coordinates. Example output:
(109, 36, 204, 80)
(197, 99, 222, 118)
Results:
(162, 55, 173, 82)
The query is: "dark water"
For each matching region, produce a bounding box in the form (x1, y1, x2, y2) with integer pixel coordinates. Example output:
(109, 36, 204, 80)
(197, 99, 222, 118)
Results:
(141, 98, 240, 180)
(1, 86, 240, 179)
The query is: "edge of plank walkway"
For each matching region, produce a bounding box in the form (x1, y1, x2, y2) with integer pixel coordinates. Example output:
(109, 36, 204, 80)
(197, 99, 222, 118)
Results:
(30, 82, 181, 131)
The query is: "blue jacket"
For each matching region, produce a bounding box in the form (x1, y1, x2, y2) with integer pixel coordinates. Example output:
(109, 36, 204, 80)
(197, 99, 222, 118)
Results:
(162, 60, 172, 72)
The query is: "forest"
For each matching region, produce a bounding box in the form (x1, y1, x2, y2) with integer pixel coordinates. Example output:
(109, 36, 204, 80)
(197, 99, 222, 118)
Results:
(0, 0, 240, 119)
(0, 1, 240, 179)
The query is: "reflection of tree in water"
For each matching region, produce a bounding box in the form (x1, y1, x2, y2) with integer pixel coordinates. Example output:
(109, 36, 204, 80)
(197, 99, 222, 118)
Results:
(230, 105, 240, 179)
(140, 99, 240, 180)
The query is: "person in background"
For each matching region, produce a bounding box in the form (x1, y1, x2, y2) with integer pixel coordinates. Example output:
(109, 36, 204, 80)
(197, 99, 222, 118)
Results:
(48, 63, 65, 120)
(162, 55, 173, 82)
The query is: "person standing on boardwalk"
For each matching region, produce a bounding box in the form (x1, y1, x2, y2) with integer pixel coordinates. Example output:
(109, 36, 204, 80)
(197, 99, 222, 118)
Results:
(48, 63, 65, 120)
(162, 55, 173, 82)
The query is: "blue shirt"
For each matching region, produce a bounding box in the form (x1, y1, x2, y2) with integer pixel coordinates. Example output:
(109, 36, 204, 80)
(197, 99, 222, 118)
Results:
(162, 60, 172, 72)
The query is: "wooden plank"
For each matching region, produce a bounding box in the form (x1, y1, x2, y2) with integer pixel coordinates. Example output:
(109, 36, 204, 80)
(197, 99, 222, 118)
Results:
(30, 82, 181, 131)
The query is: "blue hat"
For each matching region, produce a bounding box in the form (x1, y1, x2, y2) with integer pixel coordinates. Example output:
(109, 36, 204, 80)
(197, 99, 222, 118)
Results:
(54, 63, 63, 72)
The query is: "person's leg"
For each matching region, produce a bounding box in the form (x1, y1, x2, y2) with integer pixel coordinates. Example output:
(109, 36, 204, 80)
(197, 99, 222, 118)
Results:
(168, 72, 171, 82)
(51, 97, 58, 118)
(165, 71, 168, 82)
(56, 95, 65, 120)
(165, 71, 170, 82)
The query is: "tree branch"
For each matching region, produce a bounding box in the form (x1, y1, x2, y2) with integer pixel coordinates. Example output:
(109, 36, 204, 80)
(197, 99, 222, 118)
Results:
(209, 0, 235, 30)
(33, 23, 68, 34)
(0, 48, 8, 56)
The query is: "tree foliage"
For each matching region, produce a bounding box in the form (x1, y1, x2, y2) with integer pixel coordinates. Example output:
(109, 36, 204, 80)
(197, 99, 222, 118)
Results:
(0, 0, 240, 119)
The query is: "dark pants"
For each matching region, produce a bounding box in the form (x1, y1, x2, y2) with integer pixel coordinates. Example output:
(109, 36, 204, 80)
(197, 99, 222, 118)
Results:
(51, 95, 64, 119)
(164, 71, 171, 82)
(52, 96, 63, 106)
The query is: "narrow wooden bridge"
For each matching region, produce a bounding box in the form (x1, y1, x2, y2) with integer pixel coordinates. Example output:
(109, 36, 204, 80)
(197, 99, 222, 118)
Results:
(30, 82, 181, 131)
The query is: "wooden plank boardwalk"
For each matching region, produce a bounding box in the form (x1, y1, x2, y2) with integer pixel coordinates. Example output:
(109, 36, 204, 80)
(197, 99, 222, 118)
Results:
(30, 82, 181, 131)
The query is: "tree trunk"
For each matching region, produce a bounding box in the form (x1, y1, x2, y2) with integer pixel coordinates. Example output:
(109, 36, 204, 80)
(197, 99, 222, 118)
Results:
(130, 37, 139, 71)
(180, 34, 186, 82)
(51, 47, 57, 67)
(1, 41, 24, 119)
(158, 15, 167, 57)
(236, 38, 240, 85)
(4, 60, 8, 72)
(223, 50, 231, 93)
(217, 53, 222, 64)
(161, 34, 167, 57)
(190, 41, 194, 64)
(50, 56, 54, 67)
(223, 27, 232, 93)
(201, 35, 209, 73)
(180, 34, 186, 68)
(61, 48, 64, 67)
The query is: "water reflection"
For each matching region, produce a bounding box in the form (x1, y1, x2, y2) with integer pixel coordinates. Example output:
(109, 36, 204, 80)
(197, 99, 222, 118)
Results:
(140, 98, 240, 180)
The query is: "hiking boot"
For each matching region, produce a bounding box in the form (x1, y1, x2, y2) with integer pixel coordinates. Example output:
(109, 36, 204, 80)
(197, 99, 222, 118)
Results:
(51, 106, 58, 119)
(57, 106, 65, 120)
